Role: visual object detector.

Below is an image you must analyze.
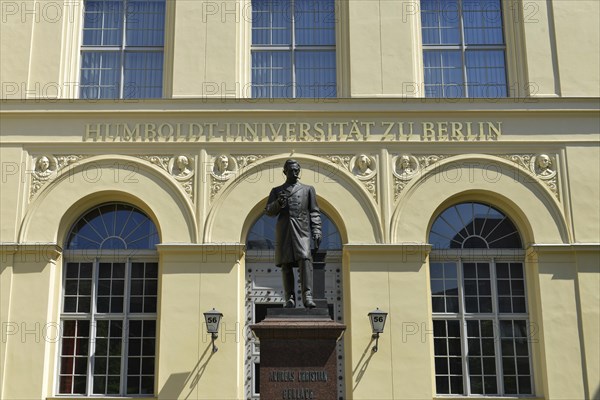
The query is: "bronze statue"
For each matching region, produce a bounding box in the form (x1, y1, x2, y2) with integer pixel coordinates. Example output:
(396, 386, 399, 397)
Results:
(265, 159, 322, 308)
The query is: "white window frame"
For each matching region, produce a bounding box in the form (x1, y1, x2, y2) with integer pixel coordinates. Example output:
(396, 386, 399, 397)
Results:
(244, 0, 347, 98)
(416, 0, 529, 98)
(79, 0, 165, 99)
(56, 251, 158, 397)
(431, 249, 535, 397)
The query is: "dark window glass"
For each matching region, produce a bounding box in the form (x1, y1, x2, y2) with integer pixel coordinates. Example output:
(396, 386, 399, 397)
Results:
(429, 202, 521, 249)
(67, 203, 159, 250)
(251, 0, 336, 98)
(421, 0, 507, 98)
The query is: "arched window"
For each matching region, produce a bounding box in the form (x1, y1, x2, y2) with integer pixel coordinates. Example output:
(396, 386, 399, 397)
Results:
(244, 212, 344, 400)
(246, 212, 342, 251)
(428, 202, 532, 397)
(59, 203, 158, 396)
(66, 203, 159, 250)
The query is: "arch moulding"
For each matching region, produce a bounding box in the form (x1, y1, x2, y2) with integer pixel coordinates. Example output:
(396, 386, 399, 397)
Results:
(390, 155, 570, 246)
(205, 154, 382, 244)
(19, 155, 196, 245)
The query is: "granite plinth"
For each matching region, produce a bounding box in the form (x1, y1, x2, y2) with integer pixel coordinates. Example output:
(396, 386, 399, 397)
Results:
(251, 310, 346, 400)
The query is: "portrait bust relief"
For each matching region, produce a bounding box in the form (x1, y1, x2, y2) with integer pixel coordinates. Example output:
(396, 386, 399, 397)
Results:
(34, 155, 56, 178)
(530, 154, 556, 179)
(393, 154, 419, 180)
(350, 154, 376, 179)
(168, 155, 194, 180)
(212, 154, 236, 180)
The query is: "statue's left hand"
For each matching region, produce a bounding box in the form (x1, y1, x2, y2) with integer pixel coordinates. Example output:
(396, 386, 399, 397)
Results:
(313, 234, 322, 249)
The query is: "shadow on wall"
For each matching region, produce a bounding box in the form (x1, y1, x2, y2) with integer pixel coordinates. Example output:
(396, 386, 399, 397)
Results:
(352, 336, 376, 391)
(158, 342, 215, 400)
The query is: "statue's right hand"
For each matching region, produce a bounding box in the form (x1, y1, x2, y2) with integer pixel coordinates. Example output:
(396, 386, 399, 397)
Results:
(277, 192, 287, 207)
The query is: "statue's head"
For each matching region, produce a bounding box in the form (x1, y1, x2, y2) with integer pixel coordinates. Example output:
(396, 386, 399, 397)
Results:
(283, 159, 301, 182)
(283, 159, 300, 172)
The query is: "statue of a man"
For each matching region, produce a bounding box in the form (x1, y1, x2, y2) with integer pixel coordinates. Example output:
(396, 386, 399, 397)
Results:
(265, 159, 322, 308)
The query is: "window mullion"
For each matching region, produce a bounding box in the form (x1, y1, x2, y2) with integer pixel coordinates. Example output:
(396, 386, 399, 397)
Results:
(491, 258, 504, 395)
(457, 258, 469, 395)
(291, 0, 296, 98)
(120, 258, 131, 395)
(458, 0, 468, 97)
(120, 0, 127, 99)
(87, 258, 98, 396)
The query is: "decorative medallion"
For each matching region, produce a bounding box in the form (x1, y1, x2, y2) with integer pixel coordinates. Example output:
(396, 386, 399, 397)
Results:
(392, 154, 445, 201)
(324, 154, 377, 200)
(30, 155, 86, 199)
(137, 155, 195, 199)
(502, 154, 558, 197)
(209, 154, 264, 201)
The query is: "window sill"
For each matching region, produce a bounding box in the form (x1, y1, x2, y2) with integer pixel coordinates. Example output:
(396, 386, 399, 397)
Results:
(48, 397, 156, 400)
(434, 397, 542, 400)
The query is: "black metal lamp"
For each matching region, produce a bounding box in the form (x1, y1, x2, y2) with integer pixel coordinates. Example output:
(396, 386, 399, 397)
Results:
(203, 308, 223, 353)
(368, 308, 388, 352)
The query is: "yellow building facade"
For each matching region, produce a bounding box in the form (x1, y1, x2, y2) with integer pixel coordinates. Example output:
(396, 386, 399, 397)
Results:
(1, 1, 599, 399)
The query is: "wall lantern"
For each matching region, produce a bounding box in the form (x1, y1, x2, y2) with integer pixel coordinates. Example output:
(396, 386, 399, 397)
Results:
(203, 308, 223, 353)
(368, 308, 388, 352)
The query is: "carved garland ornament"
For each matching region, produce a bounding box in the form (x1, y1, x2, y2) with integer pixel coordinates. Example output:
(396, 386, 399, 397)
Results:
(324, 155, 378, 200)
(30, 155, 87, 199)
(502, 154, 559, 197)
(392, 154, 446, 201)
(210, 154, 264, 201)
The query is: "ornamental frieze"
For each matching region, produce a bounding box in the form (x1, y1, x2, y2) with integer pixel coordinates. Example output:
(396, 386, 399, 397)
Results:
(209, 154, 264, 201)
(30, 155, 87, 200)
(502, 154, 559, 197)
(323, 154, 378, 201)
(136, 155, 195, 199)
(392, 154, 446, 201)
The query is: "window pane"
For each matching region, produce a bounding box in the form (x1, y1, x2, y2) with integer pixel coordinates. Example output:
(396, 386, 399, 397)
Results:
(127, 320, 156, 394)
(252, 0, 291, 45)
(423, 50, 464, 98)
(295, 50, 336, 98)
(59, 320, 90, 394)
(83, 0, 123, 46)
(252, 51, 292, 98)
(295, 0, 335, 45)
(421, 0, 460, 45)
(126, 0, 165, 46)
(433, 320, 463, 394)
(124, 52, 163, 98)
(466, 50, 507, 98)
(500, 320, 532, 394)
(80, 51, 120, 99)
(463, 0, 503, 45)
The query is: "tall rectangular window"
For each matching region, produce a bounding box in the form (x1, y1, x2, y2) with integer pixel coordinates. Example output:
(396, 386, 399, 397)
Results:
(421, 0, 507, 98)
(251, 0, 336, 98)
(430, 261, 533, 396)
(80, 0, 165, 99)
(59, 260, 157, 395)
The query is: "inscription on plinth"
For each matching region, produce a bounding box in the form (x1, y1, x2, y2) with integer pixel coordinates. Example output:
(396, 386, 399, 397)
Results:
(251, 310, 346, 400)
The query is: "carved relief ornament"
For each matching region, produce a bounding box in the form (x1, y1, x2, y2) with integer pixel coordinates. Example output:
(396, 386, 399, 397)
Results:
(209, 154, 264, 201)
(324, 154, 377, 200)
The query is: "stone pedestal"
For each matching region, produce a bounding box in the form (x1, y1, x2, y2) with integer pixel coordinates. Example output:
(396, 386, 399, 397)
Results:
(251, 308, 346, 400)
